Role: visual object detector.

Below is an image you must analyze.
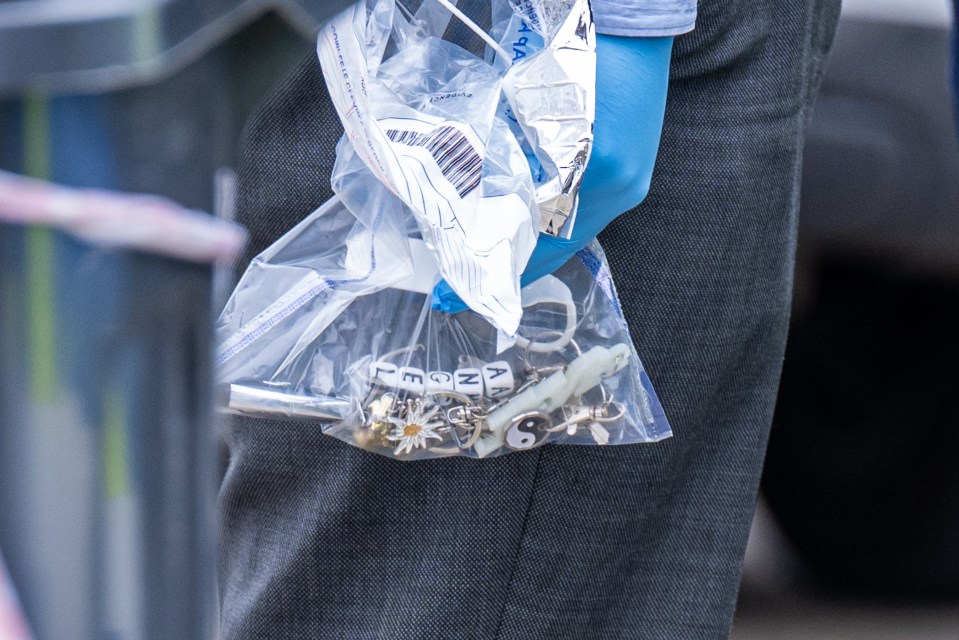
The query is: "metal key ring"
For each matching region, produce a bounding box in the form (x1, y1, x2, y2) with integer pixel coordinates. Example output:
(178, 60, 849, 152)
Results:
(426, 390, 486, 454)
(521, 331, 581, 381)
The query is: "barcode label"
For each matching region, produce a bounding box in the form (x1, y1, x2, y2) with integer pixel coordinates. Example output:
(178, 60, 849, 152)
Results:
(385, 126, 482, 198)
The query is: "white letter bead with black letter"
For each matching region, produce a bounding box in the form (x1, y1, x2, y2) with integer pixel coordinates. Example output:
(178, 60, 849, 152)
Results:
(426, 371, 455, 394)
(453, 368, 484, 397)
(369, 362, 399, 387)
(481, 361, 514, 399)
(426, 371, 455, 404)
(397, 366, 426, 394)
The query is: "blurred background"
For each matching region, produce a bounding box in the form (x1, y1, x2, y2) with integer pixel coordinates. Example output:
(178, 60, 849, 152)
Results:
(733, 0, 959, 637)
(0, 2, 347, 639)
(0, 0, 957, 638)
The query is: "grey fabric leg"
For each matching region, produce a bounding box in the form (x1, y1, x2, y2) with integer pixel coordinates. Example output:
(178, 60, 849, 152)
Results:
(218, 1, 840, 637)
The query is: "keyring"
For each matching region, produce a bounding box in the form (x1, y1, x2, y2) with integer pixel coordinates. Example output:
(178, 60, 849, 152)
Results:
(426, 390, 487, 455)
(521, 331, 582, 382)
(514, 275, 578, 354)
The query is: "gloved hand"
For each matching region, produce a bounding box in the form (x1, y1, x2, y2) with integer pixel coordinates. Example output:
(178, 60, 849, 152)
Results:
(433, 34, 674, 313)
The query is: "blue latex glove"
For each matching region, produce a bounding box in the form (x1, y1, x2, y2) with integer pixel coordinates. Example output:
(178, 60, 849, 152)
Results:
(433, 34, 674, 313)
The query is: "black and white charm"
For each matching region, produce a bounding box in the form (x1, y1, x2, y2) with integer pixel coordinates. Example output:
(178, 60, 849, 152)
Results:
(504, 412, 552, 450)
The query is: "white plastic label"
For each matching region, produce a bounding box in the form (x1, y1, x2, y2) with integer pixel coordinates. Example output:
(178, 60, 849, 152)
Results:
(317, 4, 539, 335)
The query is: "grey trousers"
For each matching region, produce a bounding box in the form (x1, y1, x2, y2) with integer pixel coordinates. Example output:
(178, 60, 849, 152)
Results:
(218, 1, 840, 637)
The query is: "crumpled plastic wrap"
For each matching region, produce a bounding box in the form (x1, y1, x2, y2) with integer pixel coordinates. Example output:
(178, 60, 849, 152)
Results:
(501, 0, 596, 237)
(317, 0, 594, 332)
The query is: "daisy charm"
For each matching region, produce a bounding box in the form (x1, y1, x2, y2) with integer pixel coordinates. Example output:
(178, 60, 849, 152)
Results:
(386, 399, 445, 455)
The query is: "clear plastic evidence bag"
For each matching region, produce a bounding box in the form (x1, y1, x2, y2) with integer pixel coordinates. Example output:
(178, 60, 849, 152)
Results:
(215, 0, 672, 459)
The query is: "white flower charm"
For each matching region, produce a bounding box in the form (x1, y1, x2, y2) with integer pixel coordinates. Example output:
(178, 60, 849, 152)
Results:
(386, 400, 444, 455)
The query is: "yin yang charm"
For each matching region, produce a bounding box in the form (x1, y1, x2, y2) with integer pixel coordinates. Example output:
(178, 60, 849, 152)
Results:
(505, 412, 552, 450)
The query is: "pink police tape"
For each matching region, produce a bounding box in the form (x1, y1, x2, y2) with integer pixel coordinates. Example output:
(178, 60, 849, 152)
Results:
(0, 170, 247, 264)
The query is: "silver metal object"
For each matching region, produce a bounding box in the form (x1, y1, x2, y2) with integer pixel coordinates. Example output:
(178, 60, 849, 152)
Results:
(504, 411, 552, 450)
(548, 401, 625, 444)
(502, 0, 596, 238)
(224, 383, 350, 421)
(549, 404, 596, 435)
(432, 391, 486, 453)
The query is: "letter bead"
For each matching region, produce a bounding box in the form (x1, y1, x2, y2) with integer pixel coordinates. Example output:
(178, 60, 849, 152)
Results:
(453, 367, 484, 397)
(482, 361, 514, 399)
(397, 367, 426, 394)
(369, 362, 398, 387)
